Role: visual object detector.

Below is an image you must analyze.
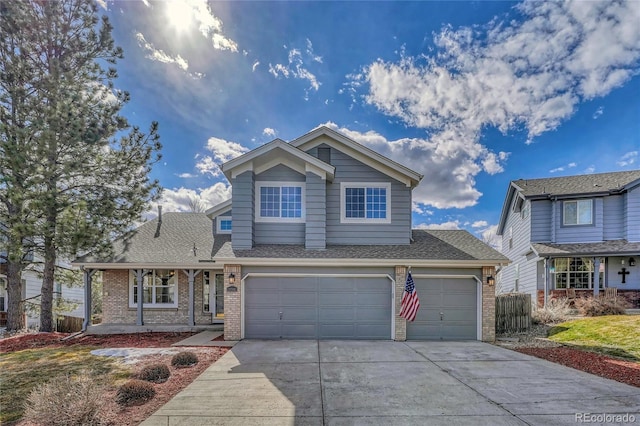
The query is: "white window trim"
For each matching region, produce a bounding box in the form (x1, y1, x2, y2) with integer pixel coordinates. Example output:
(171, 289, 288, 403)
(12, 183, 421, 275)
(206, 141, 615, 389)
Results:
(563, 199, 593, 226)
(255, 181, 305, 223)
(340, 182, 392, 224)
(128, 270, 178, 308)
(216, 216, 232, 234)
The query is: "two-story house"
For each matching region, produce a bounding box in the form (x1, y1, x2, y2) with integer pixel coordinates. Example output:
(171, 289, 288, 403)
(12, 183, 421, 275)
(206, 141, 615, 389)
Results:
(496, 170, 640, 308)
(75, 126, 507, 341)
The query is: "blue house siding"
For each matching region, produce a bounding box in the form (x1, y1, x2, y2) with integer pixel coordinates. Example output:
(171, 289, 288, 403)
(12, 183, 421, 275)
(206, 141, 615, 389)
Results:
(603, 195, 624, 240)
(498, 200, 536, 297)
(531, 200, 551, 242)
(626, 185, 640, 242)
(322, 148, 411, 245)
(555, 198, 604, 243)
(305, 172, 327, 249)
(231, 171, 254, 249)
(255, 164, 305, 182)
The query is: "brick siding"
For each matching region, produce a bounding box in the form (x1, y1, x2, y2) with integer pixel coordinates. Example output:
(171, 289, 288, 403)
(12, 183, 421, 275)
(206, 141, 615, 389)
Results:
(223, 264, 242, 340)
(482, 266, 496, 342)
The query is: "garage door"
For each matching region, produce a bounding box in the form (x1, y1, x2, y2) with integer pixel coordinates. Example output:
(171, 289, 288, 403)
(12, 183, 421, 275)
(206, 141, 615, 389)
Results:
(244, 276, 391, 339)
(406, 277, 477, 340)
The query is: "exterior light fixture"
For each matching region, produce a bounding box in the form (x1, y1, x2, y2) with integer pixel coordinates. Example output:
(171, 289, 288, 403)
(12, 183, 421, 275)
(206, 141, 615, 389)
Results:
(228, 273, 236, 284)
(487, 276, 495, 286)
(630, 258, 636, 267)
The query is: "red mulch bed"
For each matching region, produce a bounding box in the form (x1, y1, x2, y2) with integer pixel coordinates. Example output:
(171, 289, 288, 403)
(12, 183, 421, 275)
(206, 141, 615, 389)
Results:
(0, 332, 196, 354)
(516, 346, 640, 387)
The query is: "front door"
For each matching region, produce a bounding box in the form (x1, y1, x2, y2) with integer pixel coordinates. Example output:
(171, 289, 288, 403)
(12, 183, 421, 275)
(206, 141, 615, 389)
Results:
(203, 272, 224, 321)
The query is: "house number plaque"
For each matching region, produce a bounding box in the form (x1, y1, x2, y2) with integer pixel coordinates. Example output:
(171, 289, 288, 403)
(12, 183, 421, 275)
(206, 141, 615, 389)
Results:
(227, 285, 238, 292)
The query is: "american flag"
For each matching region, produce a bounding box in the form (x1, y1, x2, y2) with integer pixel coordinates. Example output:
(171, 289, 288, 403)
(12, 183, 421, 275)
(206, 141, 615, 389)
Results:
(399, 271, 420, 322)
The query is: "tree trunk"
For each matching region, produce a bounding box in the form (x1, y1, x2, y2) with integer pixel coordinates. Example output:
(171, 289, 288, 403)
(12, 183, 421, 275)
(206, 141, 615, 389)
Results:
(6, 261, 25, 331)
(40, 233, 56, 332)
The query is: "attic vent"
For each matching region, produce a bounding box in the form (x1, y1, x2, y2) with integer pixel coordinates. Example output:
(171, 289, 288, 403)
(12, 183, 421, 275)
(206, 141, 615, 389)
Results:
(318, 147, 331, 164)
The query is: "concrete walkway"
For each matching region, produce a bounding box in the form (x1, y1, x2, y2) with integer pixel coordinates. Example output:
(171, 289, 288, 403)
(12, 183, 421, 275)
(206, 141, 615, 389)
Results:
(172, 330, 238, 347)
(142, 340, 640, 425)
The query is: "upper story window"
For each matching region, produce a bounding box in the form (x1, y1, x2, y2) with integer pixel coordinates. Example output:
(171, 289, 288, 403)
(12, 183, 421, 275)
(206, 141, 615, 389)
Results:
(129, 269, 177, 308)
(216, 216, 232, 234)
(340, 182, 391, 224)
(256, 182, 305, 222)
(563, 200, 592, 226)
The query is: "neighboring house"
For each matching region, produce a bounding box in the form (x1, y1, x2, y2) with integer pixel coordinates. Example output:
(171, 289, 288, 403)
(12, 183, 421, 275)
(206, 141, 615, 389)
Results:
(496, 170, 640, 308)
(0, 257, 84, 328)
(75, 126, 507, 341)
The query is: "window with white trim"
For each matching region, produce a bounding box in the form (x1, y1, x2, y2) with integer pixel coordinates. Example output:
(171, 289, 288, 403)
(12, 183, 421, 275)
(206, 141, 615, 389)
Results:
(340, 183, 391, 223)
(563, 200, 592, 225)
(552, 258, 604, 289)
(129, 269, 178, 308)
(216, 216, 232, 234)
(255, 182, 304, 222)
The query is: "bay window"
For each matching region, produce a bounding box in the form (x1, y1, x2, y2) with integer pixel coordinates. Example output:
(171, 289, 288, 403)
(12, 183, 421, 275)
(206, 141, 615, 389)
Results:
(552, 258, 604, 289)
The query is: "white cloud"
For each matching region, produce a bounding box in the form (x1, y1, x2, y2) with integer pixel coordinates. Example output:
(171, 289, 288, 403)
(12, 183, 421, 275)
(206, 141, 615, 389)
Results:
(415, 220, 461, 230)
(263, 128, 276, 137)
(584, 165, 596, 174)
(96, 0, 107, 10)
(252, 61, 260, 72)
(177, 172, 197, 178)
(319, 122, 496, 208)
(146, 183, 232, 218)
(136, 32, 189, 71)
(479, 224, 501, 251)
(549, 162, 578, 173)
(471, 220, 488, 228)
(617, 151, 638, 167)
(141, 0, 150, 6)
(593, 106, 604, 119)
(269, 42, 322, 97)
(171, 0, 237, 52)
(195, 136, 250, 177)
(349, 0, 640, 208)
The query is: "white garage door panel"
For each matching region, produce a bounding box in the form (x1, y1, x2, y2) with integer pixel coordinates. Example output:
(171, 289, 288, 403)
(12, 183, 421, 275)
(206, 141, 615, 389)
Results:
(244, 276, 392, 339)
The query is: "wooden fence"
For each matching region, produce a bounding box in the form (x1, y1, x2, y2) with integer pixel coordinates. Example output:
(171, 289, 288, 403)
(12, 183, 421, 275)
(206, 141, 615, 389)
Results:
(56, 316, 83, 333)
(495, 293, 532, 334)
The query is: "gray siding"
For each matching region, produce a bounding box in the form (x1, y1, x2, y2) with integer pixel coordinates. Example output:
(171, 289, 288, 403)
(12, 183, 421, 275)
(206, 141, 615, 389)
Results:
(603, 195, 624, 240)
(319, 148, 411, 245)
(255, 164, 305, 182)
(607, 257, 640, 289)
(305, 172, 326, 249)
(254, 165, 306, 245)
(555, 198, 604, 243)
(498, 199, 537, 299)
(531, 200, 551, 242)
(231, 171, 254, 249)
(626, 185, 640, 242)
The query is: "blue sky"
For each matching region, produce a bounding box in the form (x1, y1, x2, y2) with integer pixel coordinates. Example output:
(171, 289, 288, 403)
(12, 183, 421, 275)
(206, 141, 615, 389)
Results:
(100, 0, 640, 244)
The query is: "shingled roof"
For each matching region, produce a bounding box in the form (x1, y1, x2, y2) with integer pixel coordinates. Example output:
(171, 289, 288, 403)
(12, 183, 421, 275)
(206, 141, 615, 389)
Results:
(74, 214, 507, 266)
(211, 230, 507, 262)
(513, 170, 640, 198)
(75, 212, 215, 265)
(531, 240, 640, 257)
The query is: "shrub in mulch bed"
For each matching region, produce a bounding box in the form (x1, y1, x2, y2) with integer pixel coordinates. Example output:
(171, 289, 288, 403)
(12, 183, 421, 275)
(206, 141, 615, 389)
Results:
(516, 346, 640, 388)
(573, 297, 627, 317)
(171, 351, 199, 368)
(138, 363, 171, 384)
(115, 380, 156, 407)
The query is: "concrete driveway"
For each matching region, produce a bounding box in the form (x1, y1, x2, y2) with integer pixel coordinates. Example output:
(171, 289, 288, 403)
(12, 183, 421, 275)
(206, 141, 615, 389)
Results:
(142, 340, 640, 425)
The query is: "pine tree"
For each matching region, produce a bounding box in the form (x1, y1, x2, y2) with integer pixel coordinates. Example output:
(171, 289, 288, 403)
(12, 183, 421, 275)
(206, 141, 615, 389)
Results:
(0, 0, 162, 331)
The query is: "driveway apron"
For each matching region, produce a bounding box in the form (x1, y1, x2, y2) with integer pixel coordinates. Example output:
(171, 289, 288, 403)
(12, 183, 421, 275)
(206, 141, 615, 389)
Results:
(142, 340, 640, 426)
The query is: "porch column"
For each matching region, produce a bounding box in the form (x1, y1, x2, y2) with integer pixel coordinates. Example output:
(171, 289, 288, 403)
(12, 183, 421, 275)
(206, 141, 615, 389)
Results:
(134, 269, 145, 326)
(593, 258, 601, 297)
(81, 269, 97, 332)
(544, 258, 551, 307)
(182, 269, 201, 327)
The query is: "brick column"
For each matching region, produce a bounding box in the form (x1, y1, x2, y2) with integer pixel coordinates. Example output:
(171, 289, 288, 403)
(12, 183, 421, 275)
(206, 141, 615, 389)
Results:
(223, 264, 242, 341)
(394, 265, 407, 341)
(482, 266, 496, 342)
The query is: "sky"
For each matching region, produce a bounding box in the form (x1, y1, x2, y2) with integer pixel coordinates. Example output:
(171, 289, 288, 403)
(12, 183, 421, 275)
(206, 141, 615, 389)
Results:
(99, 0, 640, 245)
